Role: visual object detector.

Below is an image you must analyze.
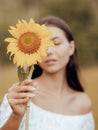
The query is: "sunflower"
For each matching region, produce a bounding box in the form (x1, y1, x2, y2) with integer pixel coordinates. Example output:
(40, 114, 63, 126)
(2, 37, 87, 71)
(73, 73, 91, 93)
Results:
(5, 18, 54, 67)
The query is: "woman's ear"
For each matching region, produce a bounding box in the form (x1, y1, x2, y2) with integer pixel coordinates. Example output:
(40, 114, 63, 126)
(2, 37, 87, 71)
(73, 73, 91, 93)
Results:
(69, 40, 75, 56)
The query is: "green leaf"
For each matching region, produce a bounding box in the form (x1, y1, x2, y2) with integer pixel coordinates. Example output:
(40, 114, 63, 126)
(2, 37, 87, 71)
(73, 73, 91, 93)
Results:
(18, 66, 28, 82)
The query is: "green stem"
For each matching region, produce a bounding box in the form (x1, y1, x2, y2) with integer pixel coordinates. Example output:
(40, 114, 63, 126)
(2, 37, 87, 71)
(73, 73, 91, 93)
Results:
(18, 65, 34, 130)
(25, 100, 30, 130)
(25, 66, 34, 130)
(27, 66, 34, 79)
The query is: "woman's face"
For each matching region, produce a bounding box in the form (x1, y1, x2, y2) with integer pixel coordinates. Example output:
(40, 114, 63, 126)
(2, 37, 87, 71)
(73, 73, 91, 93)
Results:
(39, 25, 75, 74)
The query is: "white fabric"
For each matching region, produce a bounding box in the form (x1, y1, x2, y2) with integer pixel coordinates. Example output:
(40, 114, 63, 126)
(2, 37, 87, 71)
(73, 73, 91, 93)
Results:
(0, 95, 95, 130)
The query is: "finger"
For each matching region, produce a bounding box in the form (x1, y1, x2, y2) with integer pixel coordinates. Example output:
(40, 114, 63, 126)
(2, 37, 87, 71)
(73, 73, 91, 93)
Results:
(8, 92, 36, 99)
(14, 85, 36, 93)
(8, 82, 20, 92)
(21, 79, 33, 86)
(31, 81, 38, 87)
(9, 98, 29, 105)
(21, 80, 38, 88)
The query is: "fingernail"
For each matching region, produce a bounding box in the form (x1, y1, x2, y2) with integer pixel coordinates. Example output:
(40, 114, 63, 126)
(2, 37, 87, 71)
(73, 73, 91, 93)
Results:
(33, 82, 38, 86)
(29, 94, 36, 97)
(31, 87, 36, 91)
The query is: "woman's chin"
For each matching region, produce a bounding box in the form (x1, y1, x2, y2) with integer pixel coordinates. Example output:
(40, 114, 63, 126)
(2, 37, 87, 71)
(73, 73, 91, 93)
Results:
(44, 68, 60, 74)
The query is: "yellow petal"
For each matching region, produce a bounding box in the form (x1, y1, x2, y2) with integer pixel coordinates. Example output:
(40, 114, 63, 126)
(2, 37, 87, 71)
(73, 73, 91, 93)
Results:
(5, 38, 17, 43)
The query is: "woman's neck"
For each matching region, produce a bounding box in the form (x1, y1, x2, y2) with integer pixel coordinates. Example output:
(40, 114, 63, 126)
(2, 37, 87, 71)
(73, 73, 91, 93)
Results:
(37, 70, 69, 96)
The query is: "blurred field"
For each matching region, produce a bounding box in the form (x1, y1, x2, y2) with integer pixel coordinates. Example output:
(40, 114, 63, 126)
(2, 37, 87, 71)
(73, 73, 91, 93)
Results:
(0, 66, 18, 103)
(0, 66, 98, 129)
(80, 66, 98, 130)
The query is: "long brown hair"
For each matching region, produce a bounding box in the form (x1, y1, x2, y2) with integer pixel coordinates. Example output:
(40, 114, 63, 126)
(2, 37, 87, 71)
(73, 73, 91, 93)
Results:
(32, 16, 84, 92)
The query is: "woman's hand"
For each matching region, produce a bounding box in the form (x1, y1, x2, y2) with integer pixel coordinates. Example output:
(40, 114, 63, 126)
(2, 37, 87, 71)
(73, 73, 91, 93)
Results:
(7, 79, 36, 117)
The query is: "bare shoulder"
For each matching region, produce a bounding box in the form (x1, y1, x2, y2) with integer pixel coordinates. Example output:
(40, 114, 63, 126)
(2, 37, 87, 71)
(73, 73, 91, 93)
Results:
(74, 92, 92, 114)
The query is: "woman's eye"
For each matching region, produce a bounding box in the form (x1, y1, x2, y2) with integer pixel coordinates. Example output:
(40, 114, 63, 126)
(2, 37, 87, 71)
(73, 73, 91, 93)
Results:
(54, 41, 61, 45)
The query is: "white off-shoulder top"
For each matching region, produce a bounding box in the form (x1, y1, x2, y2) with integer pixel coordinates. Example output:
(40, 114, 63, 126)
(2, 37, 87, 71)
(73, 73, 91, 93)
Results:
(0, 95, 95, 130)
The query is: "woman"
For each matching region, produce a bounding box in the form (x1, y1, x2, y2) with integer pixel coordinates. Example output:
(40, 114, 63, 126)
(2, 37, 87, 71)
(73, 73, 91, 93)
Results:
(0, 16, 95, 130)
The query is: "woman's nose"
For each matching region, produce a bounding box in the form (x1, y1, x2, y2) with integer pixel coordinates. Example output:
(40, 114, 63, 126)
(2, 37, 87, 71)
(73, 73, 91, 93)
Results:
(46, 46, 54, 55)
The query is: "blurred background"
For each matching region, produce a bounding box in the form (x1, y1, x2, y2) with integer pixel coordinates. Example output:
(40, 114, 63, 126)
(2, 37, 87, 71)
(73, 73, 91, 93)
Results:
(0, 0, 98, 129)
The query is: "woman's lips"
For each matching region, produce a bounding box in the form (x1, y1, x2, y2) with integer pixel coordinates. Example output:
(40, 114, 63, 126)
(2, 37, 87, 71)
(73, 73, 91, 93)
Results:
(45, 59, 57, 65)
